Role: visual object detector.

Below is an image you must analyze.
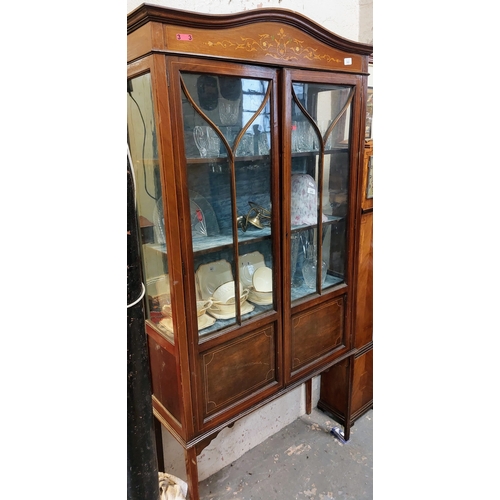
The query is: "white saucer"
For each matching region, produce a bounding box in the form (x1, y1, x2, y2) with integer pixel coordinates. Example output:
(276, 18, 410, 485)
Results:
(248, 290, 273, 305)
(198, 313, 216, 330)
(207, 301, 254, 319)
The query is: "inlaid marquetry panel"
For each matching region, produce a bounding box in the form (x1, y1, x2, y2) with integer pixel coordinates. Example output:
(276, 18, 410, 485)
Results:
(200, 325, 276, 417)
(291, 297, 345, 371)
(163, 22, 363, 72)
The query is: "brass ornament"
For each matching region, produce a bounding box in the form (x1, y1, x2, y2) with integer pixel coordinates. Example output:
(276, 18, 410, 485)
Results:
(237, 201, 271, 232)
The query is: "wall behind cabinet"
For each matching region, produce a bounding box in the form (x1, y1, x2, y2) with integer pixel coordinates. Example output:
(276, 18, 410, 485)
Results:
(126, 0, 373, 44)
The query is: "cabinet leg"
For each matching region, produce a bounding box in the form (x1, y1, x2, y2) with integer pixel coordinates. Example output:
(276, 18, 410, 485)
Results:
(341, 355, 354, 442)
(305, 378, 312, 415)
(184, 447, 200, 500)
(342, 355, 354, 441)
(154, 416, 165, 472)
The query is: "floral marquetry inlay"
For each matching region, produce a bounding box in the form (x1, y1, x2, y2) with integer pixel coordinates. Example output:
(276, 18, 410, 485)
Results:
(206, 28, 342, 64)
(163, 21, 364, 72)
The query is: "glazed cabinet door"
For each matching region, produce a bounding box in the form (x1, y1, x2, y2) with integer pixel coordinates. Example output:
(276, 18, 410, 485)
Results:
(127, 72, 175, 337)
(127, 69, 186, 430)
(284, 70, 364, 381)
(168, 58, 283, 429)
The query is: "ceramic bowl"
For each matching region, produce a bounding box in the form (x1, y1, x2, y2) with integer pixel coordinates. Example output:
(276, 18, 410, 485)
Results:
(252, 266, 273, 292)
(212, 280, 244, 305)
(210, 289, 249, 314)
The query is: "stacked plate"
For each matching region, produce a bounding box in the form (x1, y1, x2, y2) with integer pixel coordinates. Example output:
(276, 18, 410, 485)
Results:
(240, 251, 273, 305)
(158, 296, 216, 335)
(196, 299, 216, 331)
(208, 280, 252, 319)
(196, 259, 254, 320)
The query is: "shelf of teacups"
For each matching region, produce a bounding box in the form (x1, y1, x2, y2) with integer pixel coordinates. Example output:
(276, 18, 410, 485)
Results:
(198, 302, 274, 339)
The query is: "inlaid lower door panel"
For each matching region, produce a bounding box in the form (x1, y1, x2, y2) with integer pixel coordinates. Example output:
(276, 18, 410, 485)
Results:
(199, 324, 278, 420)
(290, 295, 347, 377)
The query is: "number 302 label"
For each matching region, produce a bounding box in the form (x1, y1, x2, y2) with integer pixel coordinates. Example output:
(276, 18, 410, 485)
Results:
(176, 34, 193, 41)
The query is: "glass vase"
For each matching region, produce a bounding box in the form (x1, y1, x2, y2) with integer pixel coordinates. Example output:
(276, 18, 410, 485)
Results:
(290, 233, 302, 287)
(302, 244, 327, 289)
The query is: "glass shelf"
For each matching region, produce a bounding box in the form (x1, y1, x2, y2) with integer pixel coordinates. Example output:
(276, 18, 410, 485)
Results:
(290, 146, 348, 158)
(144, 228, 272, 256)
(186, 154, 271, 164)
(291, 273, 344, 302)
(291, 215, 343, 233)
(192, 227, 271, 254)
(199, 302, 274, 337)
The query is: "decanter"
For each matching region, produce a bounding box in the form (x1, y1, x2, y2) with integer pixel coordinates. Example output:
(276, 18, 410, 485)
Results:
(302, 244, 327, 289)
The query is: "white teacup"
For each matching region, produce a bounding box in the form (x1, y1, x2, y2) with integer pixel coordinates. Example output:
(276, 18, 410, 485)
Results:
(252, 266, 273, 292)
(210, 289, 249, 313)
(212, 280, 245, 304)
(196, 299, 213, 317)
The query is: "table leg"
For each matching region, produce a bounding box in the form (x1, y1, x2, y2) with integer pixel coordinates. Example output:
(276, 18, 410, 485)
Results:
(305, 378, 312, 415)
(184, 447, 199, 500)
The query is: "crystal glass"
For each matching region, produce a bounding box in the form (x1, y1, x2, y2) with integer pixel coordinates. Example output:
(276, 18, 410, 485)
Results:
(292, 120, 314, 152)
(194, 126, 220, 158)
(290, 232, 302, 287)
(302, 244, 327, 289)
(219, 98, 240, 125)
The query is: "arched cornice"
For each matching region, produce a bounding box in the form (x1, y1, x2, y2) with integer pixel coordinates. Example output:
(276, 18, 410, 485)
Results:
(127, 3, 373, 56)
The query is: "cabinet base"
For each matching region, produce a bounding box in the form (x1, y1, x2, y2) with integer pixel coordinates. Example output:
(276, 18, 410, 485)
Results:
(317, 398, 372, 428)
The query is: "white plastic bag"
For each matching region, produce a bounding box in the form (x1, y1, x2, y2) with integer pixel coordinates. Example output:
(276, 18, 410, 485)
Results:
(159, 472, 188, 500)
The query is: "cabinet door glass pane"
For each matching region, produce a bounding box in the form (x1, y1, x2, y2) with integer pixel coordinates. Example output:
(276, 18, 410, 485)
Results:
(290, 81, 354, 302)
(127, 73, 175, 343)
(180, 72, 274, 337)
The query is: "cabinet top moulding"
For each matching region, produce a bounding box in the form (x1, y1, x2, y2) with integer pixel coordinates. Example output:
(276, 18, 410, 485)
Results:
(127, 4, 373, 73)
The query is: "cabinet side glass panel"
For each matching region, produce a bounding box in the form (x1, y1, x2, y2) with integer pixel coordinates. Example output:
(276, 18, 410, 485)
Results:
(180, 72, 275, 337)
(127, 73, 174, 343)
(290, 82, 353, 302)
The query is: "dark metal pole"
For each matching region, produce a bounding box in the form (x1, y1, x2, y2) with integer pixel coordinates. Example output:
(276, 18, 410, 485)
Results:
(127, 150, 160, 500)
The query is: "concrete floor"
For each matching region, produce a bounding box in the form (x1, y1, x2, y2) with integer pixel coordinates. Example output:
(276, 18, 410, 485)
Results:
(198, 408, 373, 500)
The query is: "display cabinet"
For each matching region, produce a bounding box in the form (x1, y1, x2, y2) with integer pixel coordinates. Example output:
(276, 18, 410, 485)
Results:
(127, 5, 372, 499)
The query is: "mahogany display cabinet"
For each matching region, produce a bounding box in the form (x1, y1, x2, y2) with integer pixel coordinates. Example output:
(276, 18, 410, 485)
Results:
(127, 5, 372, 498)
